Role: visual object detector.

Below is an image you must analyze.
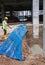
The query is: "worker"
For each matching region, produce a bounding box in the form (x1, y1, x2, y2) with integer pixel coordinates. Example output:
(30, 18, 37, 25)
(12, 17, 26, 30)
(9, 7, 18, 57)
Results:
(2, 17, 11, 39)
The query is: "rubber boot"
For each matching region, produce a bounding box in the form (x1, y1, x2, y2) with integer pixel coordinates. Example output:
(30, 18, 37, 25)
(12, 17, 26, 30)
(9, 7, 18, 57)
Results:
(4, 35, 8, 39)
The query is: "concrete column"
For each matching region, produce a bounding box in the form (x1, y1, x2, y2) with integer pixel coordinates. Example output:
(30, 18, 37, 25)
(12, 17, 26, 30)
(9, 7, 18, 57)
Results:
(43, 0, 45, 55)
(33, 0, 39, 38)
(1, 4, 4, 21)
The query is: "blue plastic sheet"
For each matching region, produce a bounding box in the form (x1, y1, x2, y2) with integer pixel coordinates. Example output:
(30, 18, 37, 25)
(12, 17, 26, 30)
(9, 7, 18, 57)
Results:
(0, 24, 27, 61)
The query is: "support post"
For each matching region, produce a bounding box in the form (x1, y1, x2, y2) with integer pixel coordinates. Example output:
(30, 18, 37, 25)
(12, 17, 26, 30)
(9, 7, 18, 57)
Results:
(1, 4, 4, 21)
(43, 0, 45, 55)
(33, 0, 39, 38)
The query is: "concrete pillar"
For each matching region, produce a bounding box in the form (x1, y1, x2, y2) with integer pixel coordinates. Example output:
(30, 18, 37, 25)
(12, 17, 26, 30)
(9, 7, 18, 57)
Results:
(1, 4, 4, 21)
(43, 0, 45, 54)
(33, 0, 39, 38)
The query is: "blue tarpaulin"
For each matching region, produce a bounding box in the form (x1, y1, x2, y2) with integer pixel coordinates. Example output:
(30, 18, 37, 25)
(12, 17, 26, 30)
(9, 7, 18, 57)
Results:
(0, 24, 27, 61)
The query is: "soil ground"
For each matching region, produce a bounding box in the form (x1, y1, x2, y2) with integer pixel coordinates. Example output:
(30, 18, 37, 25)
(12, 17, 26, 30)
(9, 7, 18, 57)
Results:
(0, 25, 45, 65)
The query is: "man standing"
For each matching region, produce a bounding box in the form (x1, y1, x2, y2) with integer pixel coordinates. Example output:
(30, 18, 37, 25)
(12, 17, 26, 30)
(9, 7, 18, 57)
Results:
(2, 17, 10, 39)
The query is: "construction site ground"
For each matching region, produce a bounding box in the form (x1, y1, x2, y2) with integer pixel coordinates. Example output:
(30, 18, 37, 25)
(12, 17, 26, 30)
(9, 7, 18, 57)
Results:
(0, 24, 45, 65)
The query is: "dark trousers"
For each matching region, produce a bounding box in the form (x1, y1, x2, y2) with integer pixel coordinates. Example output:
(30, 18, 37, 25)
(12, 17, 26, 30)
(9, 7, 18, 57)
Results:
(3, 29, 7, 35)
